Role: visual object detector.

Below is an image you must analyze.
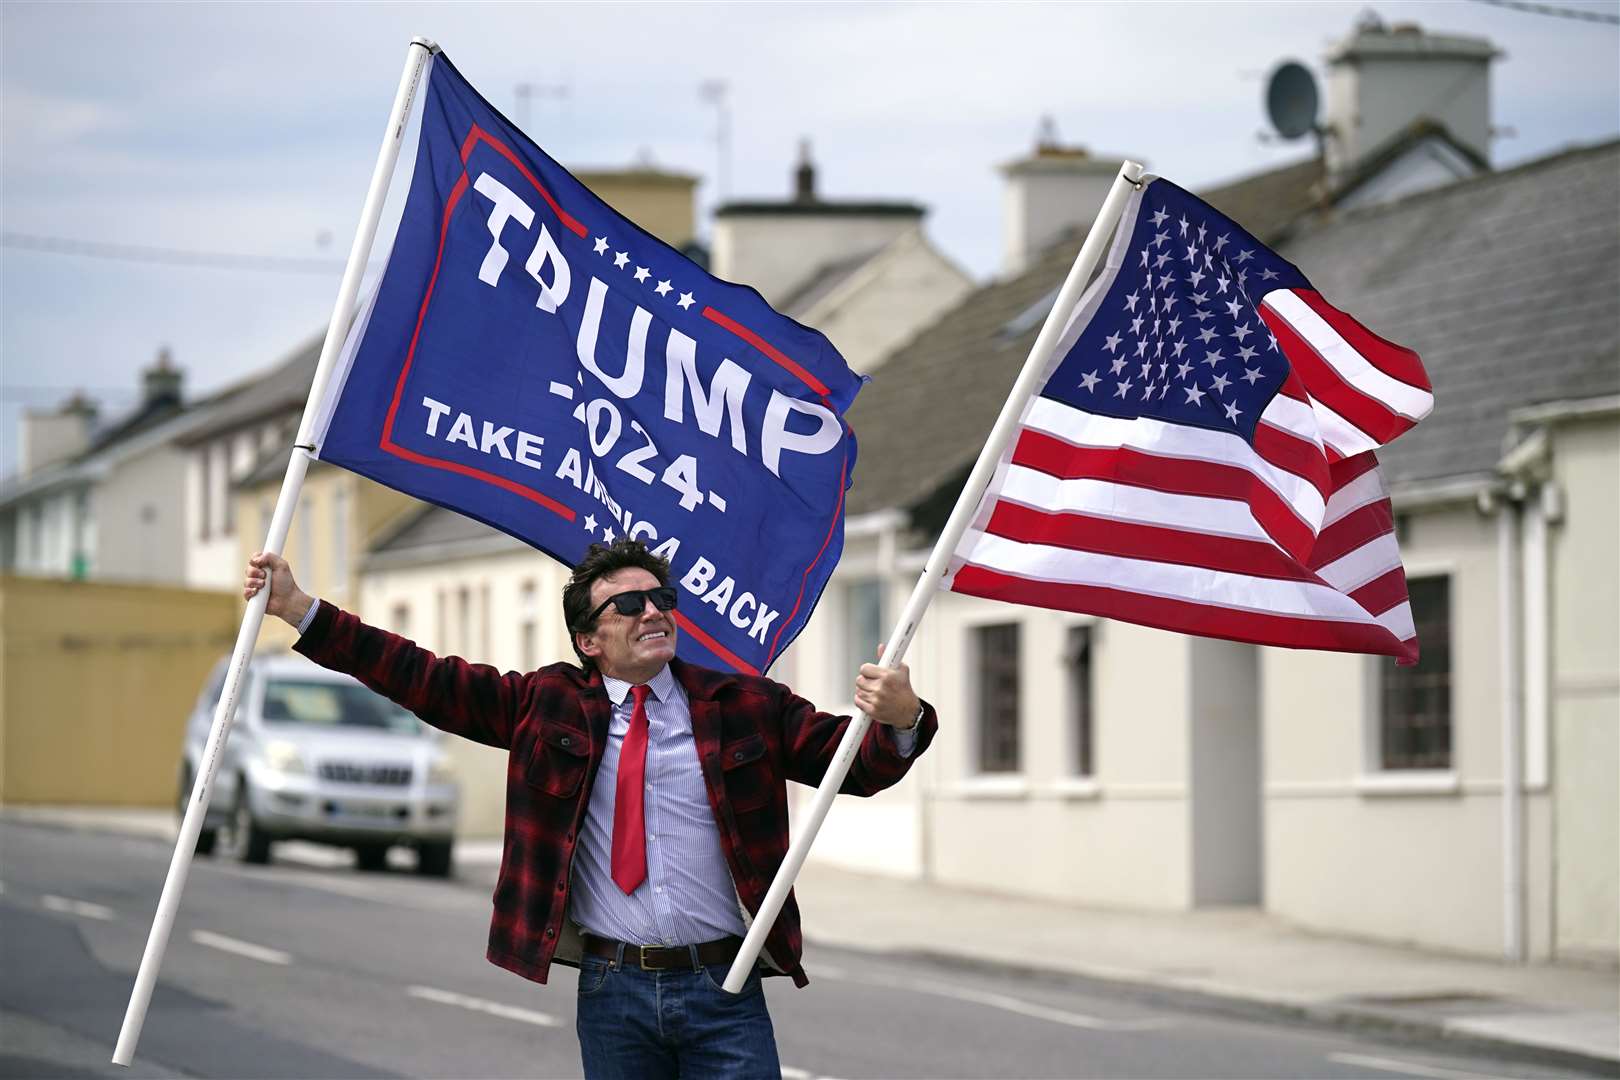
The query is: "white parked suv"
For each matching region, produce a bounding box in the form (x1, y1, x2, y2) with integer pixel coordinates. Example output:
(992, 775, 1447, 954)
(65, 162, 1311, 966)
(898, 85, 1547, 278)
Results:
(178, 652, 461, 875)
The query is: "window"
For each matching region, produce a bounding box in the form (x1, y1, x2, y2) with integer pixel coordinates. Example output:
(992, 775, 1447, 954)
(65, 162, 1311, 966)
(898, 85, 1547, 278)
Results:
(975, 623, 1021, 773)
(519, 579, 539, 670)
(479, 582, 492, 657)
(1380, 576, 1452, 769)
(391, 603, 411, 638)
(330, 489, 349, 595)
(70, 491, 93, 580)
(224, 437, 250, 535)
(844, 578, 885, 689)
(295, 496, 312, 579)
(1067, 625, 1095, 777)
(198, 450, 212, 540)
(262, 679, 419, 734)
(456, 586, 471, 654)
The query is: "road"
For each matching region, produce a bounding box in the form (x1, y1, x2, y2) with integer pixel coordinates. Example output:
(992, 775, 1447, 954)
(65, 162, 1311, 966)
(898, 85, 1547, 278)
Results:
(0, 820, 1600, 1079)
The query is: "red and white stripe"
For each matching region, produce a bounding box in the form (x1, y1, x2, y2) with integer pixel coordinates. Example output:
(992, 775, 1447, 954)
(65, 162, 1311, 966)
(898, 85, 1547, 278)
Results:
(946, 290, 1429, 664)
(1258, 289, 1433, 459)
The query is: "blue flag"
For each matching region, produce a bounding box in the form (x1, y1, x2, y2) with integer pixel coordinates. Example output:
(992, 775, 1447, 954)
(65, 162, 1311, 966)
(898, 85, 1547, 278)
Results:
(313, 54, 864, 675)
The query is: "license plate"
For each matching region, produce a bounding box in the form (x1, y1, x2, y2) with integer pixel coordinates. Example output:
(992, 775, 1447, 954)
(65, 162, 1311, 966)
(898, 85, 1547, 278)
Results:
(330, 802, 392, 819)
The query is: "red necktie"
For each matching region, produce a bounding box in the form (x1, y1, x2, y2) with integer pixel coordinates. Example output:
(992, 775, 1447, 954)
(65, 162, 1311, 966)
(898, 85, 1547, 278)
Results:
(610, 684, 652, 894)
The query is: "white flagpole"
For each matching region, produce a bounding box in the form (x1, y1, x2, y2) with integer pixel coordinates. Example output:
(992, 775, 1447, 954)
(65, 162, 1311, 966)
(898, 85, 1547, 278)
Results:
(112, 36, 438, 1066)
(723, 159, 1145, 993)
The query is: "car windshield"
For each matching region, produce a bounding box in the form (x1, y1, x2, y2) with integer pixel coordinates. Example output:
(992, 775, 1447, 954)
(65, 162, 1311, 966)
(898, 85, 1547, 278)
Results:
(261, 679, 421, 735)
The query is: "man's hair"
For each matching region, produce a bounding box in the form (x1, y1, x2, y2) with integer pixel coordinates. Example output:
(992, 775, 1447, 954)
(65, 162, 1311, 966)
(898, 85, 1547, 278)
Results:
(562, 538, 672, 671)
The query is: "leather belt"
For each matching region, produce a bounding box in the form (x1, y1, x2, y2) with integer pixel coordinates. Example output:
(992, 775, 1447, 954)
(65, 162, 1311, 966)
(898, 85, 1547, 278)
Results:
(582, 933, 743, 972)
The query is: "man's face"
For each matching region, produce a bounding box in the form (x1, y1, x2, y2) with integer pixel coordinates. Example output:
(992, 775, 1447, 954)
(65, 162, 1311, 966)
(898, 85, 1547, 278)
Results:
(574, 567, 678, 681)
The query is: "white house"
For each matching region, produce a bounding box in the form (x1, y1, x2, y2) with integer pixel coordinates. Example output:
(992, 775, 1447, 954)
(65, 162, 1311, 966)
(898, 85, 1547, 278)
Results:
(177, 336, 318, 590)
(712, 142, 972, 374)
(780, 19, 1617, 966)
(0, 352, 216, 585)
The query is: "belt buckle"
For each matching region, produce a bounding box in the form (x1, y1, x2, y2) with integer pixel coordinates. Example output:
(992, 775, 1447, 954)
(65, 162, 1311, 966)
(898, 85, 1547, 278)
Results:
(638, 944, 670, 971)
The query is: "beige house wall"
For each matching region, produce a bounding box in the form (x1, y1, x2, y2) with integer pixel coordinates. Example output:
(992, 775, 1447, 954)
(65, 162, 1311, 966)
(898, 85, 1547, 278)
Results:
(786, 526, 1198, 910)
(357, 547, 573, 839)
(94, 443, 190, 584)
(1262, 499, 1530, 956)
(794, 410, 1615, 956)
(799, 231, 973, 375)
(0, 576, 236, 806)
(1547, 416, 1619, 961)
(711, 214, 920, 308)
(921, 603, 1193, 910)
(779, 544, 928, 879)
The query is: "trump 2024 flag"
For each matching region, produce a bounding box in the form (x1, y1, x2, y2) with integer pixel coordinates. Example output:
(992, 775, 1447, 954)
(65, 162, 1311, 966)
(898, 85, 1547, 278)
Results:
(311, 54, 864, 675)
(945, 176, 1433, 663)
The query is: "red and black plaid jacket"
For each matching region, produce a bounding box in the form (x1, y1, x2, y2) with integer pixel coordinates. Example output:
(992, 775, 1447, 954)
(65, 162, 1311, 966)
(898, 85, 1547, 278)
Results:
(294, 600, 937, 987)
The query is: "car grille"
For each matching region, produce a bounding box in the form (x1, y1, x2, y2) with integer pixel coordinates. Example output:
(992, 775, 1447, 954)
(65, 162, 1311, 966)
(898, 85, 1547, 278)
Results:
(318, 762, 412, 785)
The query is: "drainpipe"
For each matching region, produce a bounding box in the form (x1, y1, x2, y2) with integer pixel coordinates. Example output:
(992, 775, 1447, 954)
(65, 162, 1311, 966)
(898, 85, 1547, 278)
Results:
(877, 516, 934, 884)
(1491, 483, 1527, 963)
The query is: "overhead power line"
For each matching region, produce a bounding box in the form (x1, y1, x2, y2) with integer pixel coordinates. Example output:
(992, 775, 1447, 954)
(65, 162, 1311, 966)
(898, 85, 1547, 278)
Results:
(1470, 0, 1620, 24)
(0, 231, 373, 274)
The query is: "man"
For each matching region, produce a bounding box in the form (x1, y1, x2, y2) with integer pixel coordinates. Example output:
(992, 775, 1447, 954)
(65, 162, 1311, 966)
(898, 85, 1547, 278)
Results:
(244, 538, 936, 1079)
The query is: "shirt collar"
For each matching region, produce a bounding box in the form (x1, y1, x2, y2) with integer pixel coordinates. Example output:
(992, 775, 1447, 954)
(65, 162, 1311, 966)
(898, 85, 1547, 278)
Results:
(602, 664, 676, 707)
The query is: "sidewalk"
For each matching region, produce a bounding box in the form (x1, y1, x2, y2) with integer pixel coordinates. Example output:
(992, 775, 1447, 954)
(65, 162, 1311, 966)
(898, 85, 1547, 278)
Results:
(790, 860, 1618, 1075)
(9, 805, 1617, 1073)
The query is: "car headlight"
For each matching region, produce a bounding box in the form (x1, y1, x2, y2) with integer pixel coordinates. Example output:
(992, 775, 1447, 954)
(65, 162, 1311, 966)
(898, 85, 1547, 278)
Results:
(264, 740, 308, 775)
(427, 756, 456, 784)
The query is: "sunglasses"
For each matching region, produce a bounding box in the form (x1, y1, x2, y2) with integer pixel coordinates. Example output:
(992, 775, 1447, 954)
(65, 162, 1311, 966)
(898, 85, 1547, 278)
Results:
(585, 586, 678, 626)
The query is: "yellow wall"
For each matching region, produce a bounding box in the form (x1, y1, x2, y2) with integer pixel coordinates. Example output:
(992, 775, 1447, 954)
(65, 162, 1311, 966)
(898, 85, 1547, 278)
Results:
(0, 576, 237, 805)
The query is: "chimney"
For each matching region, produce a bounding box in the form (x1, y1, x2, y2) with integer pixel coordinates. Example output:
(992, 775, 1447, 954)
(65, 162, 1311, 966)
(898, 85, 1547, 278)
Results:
(1323, 14, 1499, 178)
(794, 138, 816, 203)
(142, 346, 183, 409)
(18, 391, 98, 476)
(999, 118, 1134, 277)
(711, 142, 922, 304)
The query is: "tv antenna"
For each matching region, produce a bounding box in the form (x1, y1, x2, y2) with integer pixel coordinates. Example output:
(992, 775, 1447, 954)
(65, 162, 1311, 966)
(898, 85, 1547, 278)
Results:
(699, 79, 731, 200)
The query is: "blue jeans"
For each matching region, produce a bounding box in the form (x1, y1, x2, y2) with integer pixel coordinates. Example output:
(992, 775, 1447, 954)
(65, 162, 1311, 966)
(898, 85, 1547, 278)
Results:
(574, 948, 780, 1079)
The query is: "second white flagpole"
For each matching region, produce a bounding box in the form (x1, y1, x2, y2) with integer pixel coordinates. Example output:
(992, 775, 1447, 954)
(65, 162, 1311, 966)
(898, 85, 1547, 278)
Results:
(112, 36, 438, 1067)
(722, 159, 1145, 992)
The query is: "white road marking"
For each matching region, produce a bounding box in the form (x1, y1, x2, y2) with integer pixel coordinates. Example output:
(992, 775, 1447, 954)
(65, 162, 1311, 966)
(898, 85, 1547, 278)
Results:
(1328, 1052, 1516, 1080)
(207, 848, 476, 912)
(41, 895, 115, 921)
(216, 863, 386, 901)
(818, 967, 1172, 1031)
(406, 985, 560, 1027)
(778, 1068, 812, 1080)
(190, 929, 291, 965)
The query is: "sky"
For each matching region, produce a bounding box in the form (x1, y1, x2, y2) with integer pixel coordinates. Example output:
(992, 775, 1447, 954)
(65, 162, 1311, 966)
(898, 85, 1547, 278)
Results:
(3, 0, 1617, 480)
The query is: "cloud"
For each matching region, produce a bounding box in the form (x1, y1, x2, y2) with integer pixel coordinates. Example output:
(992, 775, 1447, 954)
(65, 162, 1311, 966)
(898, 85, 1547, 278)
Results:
(0, 0, 1615, 481)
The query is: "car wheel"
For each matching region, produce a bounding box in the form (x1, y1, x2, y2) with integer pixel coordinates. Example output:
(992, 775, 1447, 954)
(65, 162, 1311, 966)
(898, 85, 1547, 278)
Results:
(226, 781, 272, 865)
(354, 842, 390, 872)
(178, 767, 216, 856)
(416, 840, 453, 878)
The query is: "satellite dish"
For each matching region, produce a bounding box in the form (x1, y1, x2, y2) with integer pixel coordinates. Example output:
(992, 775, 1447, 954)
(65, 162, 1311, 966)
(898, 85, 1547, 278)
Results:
(1266, 61, 1320, 141)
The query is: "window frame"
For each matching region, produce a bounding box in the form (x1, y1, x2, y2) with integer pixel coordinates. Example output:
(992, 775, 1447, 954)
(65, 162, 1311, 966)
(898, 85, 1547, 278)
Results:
(1064, 621, 1097, 779)
(1361, 568, 1458, 793)
(971, 621, 1022, 776)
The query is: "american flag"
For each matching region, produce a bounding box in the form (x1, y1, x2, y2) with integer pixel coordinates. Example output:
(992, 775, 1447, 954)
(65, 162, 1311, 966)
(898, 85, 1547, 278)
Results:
(945, 177, 1433, 663)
